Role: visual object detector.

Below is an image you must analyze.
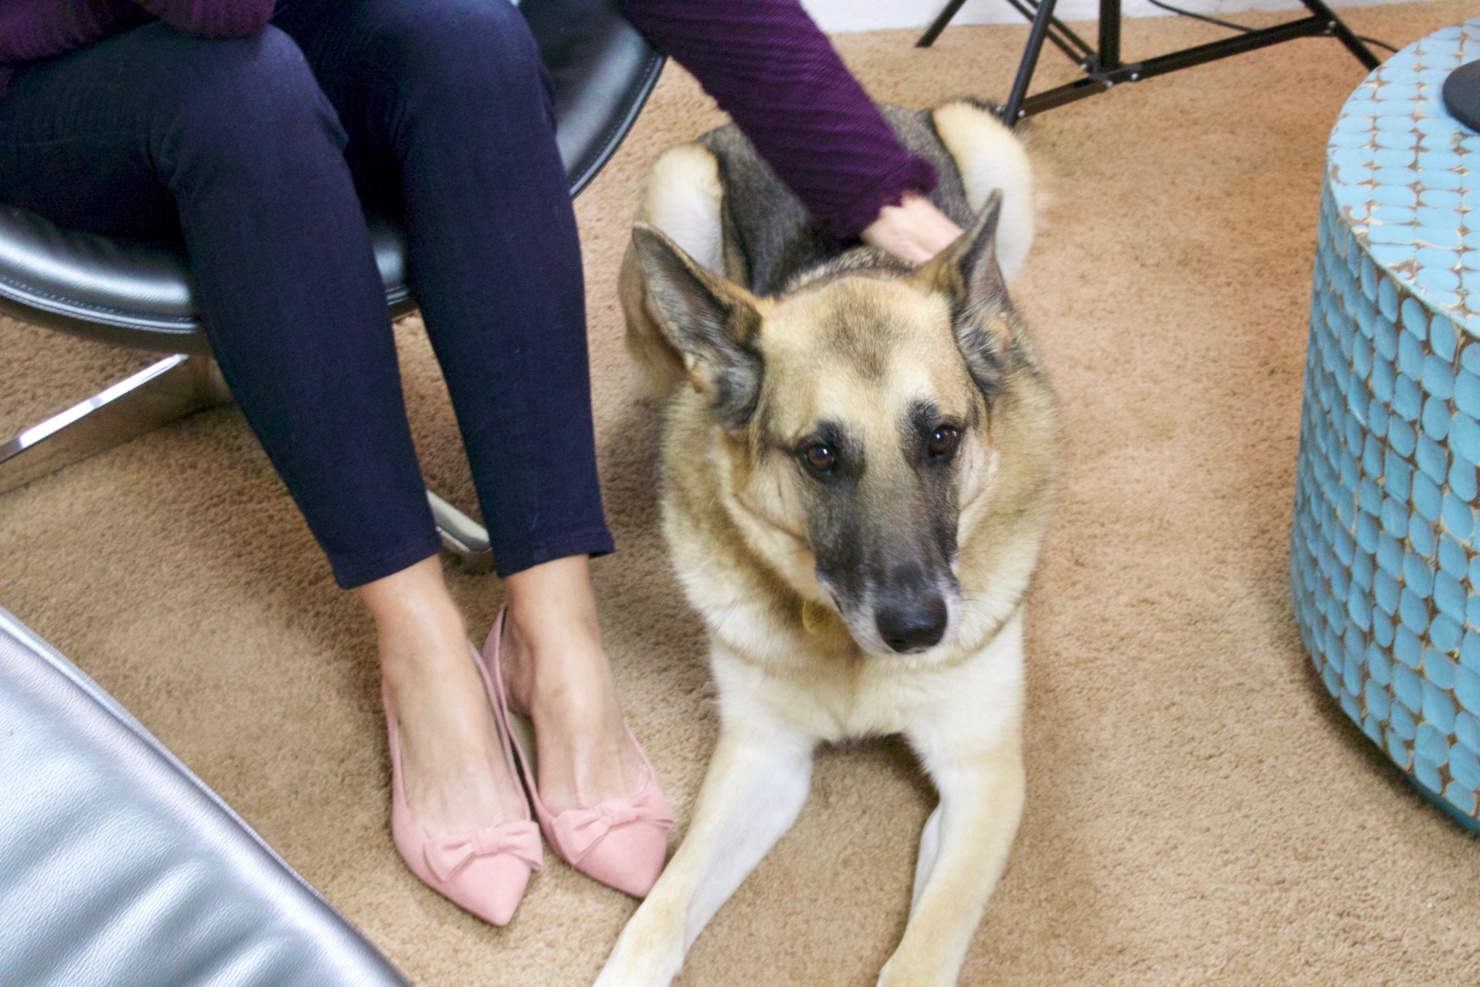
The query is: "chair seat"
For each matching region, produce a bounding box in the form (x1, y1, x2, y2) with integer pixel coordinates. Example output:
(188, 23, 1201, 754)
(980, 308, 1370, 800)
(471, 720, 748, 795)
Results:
(0, 210, 410, 355)
(0, 606, 411, 986)
(0, 0, 662, 354)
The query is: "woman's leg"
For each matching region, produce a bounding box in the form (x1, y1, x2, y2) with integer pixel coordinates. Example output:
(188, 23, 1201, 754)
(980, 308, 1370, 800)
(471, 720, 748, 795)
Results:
(0, 23, 526, 837)
(0, 26, 440, 588)
(274, 0, 646, 812)
(357, 557, 530, 831)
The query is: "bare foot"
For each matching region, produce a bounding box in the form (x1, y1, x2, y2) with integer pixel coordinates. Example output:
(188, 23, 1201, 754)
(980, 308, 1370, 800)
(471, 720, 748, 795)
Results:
(360, 557, 529, 835)
(497, 556, 647, 814)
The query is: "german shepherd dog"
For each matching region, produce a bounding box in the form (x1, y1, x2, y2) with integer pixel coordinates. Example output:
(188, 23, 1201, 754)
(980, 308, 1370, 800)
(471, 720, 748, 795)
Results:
(596, 100, 1054, 987)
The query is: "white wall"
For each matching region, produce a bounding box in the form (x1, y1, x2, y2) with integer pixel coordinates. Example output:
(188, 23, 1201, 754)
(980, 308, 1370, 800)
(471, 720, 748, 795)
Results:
(801, 0, 1421, 34)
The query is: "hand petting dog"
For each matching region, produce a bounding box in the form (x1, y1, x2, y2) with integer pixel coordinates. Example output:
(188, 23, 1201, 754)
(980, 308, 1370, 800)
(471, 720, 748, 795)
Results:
(863, 191, 965, 263)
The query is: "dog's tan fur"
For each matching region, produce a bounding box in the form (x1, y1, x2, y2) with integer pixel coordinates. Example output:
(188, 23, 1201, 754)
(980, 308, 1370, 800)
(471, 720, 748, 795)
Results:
(597, 102, 1055, 987)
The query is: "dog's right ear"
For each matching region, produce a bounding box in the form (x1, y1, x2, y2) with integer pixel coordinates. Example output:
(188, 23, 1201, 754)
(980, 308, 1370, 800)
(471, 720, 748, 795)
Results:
(917, 190, 1015, 397)
(629, 223, 764, 432)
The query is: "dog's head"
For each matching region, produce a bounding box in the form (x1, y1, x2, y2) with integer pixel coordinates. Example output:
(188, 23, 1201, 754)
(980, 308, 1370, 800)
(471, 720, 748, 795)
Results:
(632, 193, 1033, 658)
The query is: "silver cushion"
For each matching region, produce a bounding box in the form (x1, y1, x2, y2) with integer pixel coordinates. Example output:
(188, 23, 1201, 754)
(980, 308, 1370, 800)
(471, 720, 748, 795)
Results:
(0, 607, 408, 987)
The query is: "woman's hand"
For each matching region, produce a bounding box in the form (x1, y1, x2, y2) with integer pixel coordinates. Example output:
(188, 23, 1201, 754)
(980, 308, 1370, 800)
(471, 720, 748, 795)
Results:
(860, 193, 963, 264)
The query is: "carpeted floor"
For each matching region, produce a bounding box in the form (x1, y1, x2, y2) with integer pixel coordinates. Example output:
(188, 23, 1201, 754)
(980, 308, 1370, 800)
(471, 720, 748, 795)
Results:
(4, 4, 1480, 984)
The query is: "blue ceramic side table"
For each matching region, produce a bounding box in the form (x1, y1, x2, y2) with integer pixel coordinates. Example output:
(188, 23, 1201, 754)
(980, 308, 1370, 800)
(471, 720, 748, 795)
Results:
(1292, 19, 1480, 833)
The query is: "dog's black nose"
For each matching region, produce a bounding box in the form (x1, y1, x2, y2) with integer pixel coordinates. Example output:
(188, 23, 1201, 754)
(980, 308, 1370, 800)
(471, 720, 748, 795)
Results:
(875, 595, 948, 653)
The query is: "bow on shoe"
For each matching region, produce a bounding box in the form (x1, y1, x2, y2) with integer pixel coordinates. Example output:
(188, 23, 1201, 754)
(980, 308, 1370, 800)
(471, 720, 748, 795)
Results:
(424, 821, 543, 882)
(551, 788, 675, 863)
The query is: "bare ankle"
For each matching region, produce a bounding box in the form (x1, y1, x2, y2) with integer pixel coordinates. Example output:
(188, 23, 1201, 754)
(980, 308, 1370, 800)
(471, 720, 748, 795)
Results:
(501, 615, 615, 712)
(354, 558, 472, 681)
(503, 556, 602, 637)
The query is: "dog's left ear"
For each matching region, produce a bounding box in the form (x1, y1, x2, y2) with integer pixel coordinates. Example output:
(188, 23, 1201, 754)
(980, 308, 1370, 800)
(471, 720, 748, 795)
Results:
(918, 189, 1015, 396)
(630, 223, 765, 432)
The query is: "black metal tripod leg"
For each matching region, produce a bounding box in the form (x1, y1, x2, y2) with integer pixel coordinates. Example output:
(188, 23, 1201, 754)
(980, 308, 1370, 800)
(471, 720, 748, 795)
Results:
(1002, 0, 1061, 125)
(918, 0, 972, 48)
(1299, 0, 1381, 69)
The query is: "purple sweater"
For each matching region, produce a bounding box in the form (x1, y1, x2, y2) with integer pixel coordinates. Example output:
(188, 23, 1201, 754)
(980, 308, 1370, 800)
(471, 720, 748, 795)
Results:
(0, 0, 934, 241)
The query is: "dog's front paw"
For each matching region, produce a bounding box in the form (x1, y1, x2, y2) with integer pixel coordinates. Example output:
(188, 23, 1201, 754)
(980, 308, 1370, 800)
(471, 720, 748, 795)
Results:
(876, 956, 957, 987)
(593, 919, 686, 987)
(593, 949, 682, 987)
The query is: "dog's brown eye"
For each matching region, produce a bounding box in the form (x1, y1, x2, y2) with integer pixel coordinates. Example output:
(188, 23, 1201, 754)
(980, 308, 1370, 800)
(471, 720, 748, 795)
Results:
(804, 444, 836, 472)
(928, 426, 960, 457)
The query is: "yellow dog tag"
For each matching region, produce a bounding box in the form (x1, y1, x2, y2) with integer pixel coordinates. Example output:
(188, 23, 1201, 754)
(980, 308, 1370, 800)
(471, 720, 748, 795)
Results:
(801, 599, 832, 634)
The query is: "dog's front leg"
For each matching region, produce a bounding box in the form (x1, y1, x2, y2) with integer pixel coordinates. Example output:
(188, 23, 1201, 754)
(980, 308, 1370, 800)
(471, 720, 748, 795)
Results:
(594, 709, 815, 987)
(880, 617, 1028, 987)
(877, 723, 1024, 987)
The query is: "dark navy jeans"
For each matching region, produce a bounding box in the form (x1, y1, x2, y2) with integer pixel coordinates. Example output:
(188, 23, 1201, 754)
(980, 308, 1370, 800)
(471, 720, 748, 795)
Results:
(0, 0, 613, 587)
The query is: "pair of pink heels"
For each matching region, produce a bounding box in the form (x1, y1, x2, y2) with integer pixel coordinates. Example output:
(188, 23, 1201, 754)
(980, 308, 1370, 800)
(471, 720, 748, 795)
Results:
(382, 609, 673, 926)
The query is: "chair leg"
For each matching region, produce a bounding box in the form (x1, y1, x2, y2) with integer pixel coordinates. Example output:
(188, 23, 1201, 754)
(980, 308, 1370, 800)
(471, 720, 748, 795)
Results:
(0, 349, 496, 573)
(0, 353, 232, 495)
(427, 491, 494, 573)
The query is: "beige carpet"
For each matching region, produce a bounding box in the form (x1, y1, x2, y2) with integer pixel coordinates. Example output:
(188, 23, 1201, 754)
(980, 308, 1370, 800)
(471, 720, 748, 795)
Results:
(4, 4, 1479, 984)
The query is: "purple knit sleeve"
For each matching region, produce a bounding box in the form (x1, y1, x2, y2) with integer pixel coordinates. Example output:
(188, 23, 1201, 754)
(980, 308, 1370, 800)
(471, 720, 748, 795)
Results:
(0, 0, 141, 63)
(615, 0, 936, 242)
(0, 0, 273, 99)
(129, 0, 275, 39)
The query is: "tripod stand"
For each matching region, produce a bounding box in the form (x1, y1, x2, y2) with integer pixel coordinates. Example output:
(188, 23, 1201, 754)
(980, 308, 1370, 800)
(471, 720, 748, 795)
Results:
(918, 0, 1381, 126)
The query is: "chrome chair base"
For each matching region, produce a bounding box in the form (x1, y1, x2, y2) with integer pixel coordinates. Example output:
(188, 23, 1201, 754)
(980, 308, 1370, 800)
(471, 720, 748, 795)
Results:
(428, 491, 493, 573)
(0, 353, 494, 573)
(0, 353, 227, 493)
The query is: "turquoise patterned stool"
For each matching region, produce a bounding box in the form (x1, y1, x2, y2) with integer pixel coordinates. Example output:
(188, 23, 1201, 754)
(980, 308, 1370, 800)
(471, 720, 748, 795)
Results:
(1292, 19, 1480, 834)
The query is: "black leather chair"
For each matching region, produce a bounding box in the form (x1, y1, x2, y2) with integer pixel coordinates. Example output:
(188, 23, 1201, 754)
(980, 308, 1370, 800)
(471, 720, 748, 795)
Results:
(0, 0, 664, 572)
(0, 605, 411, 986)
